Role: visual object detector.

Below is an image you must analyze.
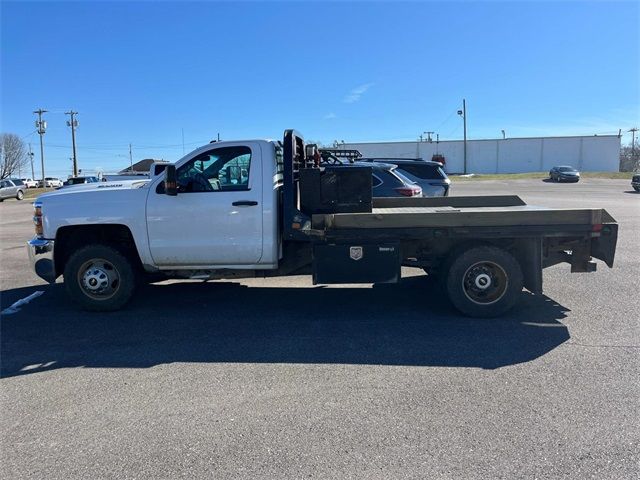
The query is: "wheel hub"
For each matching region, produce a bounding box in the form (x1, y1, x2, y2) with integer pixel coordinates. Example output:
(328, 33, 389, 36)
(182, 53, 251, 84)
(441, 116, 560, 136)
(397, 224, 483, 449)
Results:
(474, 273, 491, 289)
(83, 268, 109, 292)
(462, 261, 509, 305)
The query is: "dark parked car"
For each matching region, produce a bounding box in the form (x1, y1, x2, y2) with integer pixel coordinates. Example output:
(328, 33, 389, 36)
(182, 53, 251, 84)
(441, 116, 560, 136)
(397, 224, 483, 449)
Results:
(335, 161, 422, 197)
(631, 173, 640, 192)
(0, 178, 25, 201)
(360, 158, 450, 196)
(549, 165, 580, 182)
(62, 176, 100, 187)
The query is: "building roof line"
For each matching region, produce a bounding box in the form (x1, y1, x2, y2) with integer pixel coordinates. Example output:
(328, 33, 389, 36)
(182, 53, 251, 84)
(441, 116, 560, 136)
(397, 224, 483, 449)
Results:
(344, 134, 620, 145)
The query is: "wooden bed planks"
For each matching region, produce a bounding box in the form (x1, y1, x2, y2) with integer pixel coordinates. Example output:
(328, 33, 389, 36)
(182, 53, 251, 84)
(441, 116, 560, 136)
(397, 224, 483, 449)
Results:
(318, 207, 602, 230)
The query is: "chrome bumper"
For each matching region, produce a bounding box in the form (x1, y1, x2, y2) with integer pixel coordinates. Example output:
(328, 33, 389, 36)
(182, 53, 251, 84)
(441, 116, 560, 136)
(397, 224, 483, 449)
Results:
(27, 237, 56, 283)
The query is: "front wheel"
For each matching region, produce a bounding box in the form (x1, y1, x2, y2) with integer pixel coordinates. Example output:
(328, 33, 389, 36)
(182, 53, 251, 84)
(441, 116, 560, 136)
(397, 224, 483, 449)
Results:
(446, 246, 523, 318)
(64, 244, 137, 311)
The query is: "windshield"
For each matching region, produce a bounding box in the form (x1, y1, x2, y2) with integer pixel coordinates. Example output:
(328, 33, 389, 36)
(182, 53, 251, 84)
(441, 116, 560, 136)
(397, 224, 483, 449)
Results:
(558, 167, 576, 172)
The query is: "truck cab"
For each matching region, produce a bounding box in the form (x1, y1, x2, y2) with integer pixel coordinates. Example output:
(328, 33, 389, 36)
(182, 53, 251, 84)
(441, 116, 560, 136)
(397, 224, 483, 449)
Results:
(145, 140, 280, 269)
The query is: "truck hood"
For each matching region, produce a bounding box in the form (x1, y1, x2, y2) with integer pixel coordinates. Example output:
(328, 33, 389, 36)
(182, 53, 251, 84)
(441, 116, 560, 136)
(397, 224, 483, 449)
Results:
(36, 179, 150, 200)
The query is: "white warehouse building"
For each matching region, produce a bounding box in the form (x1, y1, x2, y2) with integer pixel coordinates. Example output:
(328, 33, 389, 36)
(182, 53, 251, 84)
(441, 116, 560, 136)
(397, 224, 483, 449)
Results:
(344, 135, 621, 174)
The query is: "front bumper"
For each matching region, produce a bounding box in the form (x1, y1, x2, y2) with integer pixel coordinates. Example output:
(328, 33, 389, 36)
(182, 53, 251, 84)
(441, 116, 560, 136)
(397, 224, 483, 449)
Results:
(27, 237, 56, 283)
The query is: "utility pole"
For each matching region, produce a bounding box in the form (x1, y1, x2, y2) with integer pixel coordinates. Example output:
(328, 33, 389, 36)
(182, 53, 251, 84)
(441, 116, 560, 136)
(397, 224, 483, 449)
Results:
(65, 110, 79, 177)
(425, 131, 434, 143)
(457, 99, 467, 174)
(630, 127, 639, 169)
(33, 109, 48, 186)
(28, 144, 35, 179)
(129, 143, 133, 170)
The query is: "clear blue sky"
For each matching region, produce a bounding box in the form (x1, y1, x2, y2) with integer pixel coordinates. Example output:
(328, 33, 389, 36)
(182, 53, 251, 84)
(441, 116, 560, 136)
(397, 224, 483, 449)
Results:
(2, 1, 638, 177)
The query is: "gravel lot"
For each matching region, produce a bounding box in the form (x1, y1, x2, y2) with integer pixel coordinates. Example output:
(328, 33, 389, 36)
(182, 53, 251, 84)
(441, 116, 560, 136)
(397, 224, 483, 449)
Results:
(1, 179, 638, 479)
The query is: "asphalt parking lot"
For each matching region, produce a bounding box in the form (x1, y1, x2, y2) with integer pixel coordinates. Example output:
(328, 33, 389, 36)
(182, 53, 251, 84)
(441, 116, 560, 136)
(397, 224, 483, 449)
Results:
(1, 179, 638, 479)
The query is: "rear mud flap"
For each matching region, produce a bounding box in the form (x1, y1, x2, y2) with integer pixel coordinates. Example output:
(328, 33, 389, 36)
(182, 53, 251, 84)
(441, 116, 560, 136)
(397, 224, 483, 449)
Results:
(591, 223, 618, 268)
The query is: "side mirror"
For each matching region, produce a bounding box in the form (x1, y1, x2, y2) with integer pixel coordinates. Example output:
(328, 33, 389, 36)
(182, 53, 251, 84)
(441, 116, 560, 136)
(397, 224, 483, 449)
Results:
(165, 165, 178, 196)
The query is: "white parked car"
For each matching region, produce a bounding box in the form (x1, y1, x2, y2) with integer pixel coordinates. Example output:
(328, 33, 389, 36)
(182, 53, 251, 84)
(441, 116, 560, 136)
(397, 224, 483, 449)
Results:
(37, 177, 64, 188)
(20, 178, 39, 188)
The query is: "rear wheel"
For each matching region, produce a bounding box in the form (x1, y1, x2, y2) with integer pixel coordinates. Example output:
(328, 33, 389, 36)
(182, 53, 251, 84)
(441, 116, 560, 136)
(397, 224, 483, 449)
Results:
(634, 186, 640, 192)
(446, 246, 523, 318)
(16, 190, 24, 200)
(64, 244, 137, 311)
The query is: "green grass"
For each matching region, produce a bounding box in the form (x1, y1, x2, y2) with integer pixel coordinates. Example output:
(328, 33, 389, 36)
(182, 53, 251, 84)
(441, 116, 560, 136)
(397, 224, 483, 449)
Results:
(24, 187, 52, 200)
(450, 171, 635, 181)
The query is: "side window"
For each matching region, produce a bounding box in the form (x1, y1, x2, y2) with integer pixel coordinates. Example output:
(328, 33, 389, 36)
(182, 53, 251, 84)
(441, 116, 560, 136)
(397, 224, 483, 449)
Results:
(400, 164, 444, 180)
(176, 146, 252, 193)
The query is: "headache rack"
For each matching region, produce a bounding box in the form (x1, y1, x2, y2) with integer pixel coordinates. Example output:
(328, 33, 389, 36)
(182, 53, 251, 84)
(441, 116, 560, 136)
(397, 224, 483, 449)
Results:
(318, 148, 362, 164)
(282, 130, 313, 240)
(281, 130, 370, 240)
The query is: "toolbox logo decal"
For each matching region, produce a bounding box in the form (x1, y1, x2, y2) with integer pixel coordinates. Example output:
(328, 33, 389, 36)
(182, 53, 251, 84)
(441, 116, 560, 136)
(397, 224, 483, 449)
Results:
(349, 246, 363, 261)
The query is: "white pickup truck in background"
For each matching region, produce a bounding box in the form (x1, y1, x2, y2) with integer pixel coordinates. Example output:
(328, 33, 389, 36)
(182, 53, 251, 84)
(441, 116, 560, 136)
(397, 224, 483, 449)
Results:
(28, 130, 618, 317)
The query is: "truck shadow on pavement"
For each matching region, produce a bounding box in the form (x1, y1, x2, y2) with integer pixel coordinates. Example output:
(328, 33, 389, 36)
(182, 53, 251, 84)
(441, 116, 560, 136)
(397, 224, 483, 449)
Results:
(0, 275, 571, 377)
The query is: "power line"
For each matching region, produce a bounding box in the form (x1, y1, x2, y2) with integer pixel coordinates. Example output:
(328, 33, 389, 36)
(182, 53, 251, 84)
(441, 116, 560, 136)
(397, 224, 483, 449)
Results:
(43, 140, 209, 150)
(434, 109, 457, 131)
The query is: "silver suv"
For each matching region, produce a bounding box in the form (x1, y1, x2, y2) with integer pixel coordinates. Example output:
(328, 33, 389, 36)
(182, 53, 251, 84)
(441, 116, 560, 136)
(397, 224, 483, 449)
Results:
(0, 178, 25, 201)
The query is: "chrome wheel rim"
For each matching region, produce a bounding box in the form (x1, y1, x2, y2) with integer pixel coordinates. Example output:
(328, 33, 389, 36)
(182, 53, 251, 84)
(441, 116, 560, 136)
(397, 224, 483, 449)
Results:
(17, 191, 23, 199)
(462, 261, 509, 305)
(77, 258, 120, 300)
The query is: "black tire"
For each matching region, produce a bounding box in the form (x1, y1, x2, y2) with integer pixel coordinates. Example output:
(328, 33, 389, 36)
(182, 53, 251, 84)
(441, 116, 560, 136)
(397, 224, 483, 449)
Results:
(634, 186, 640, 192)
(64, 244, 137, 311)
(16, 190, 24, 200)
(445, 246, 523, 318)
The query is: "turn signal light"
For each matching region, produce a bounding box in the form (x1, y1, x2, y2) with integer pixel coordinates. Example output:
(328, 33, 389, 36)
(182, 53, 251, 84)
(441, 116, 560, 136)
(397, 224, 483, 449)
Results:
(33, 204, 43, 236)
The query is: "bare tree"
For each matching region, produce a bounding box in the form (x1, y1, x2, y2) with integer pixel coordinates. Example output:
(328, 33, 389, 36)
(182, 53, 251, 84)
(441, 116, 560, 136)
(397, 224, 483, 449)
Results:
(619, 139, 640, 172)
(0, 133, 28, 179)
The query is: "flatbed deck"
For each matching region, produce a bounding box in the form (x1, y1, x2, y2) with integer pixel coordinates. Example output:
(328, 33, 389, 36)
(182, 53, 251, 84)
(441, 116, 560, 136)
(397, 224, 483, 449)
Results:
(312, 196, 613, 231)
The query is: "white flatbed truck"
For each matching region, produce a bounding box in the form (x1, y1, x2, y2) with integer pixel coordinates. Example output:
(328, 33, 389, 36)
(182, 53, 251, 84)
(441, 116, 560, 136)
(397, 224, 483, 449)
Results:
(28, 130, 618, 317)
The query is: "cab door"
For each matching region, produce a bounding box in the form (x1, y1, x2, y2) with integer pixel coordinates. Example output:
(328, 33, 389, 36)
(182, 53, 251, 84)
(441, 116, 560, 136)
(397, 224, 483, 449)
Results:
(146, 142, 263, 267)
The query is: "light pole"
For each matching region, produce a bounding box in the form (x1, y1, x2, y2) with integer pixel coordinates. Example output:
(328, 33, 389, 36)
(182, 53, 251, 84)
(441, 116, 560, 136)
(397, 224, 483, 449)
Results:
(65, 111, 79, 177)
(501, 130, 506, 139)
(34, 109, 48, 186)
(457, 99, 467, 174)
(28, 144, 35, 179)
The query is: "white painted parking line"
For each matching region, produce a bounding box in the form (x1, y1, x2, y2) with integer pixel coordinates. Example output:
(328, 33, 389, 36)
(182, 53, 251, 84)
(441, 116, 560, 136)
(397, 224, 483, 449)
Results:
(1, 291, 44, 315)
